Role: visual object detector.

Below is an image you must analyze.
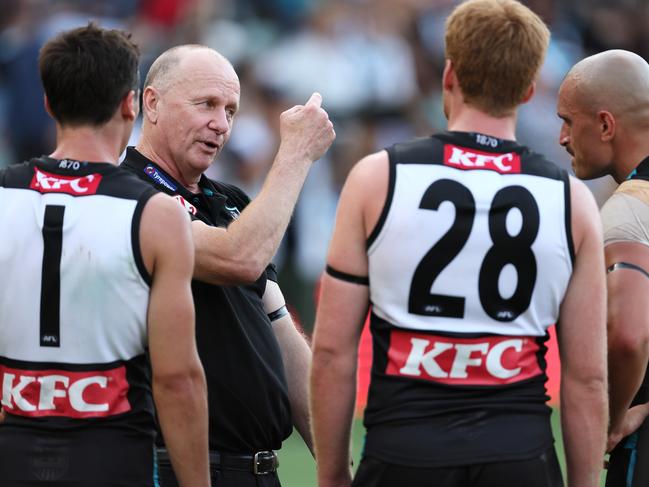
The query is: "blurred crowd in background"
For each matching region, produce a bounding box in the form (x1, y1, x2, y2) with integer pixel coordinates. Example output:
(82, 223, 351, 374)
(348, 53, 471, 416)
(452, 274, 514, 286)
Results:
(0, 0, 645, 327)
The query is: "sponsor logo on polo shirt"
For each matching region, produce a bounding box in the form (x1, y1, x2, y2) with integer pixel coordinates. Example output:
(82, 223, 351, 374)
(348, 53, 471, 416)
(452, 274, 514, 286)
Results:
(144, 164, 177, 191)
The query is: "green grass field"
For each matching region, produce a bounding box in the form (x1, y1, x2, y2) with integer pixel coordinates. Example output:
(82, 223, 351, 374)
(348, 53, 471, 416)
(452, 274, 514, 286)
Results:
(278, 410, 608, 486)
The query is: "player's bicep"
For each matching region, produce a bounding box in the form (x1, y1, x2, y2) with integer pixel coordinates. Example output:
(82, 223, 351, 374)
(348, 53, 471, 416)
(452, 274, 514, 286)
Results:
(558, 177, 606, 375)
(142, 195, 197, 376)
(605, 242, 649, 346)
(314, 154, 385, 353)
(313, 274, 369, 357)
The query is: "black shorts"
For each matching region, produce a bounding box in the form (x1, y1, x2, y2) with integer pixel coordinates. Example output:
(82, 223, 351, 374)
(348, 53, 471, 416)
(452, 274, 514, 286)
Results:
(0, 425, 156, 486)
(606, 417, 649, 487)
(352, 447, 563, 487)
(157, 448, 281, 487)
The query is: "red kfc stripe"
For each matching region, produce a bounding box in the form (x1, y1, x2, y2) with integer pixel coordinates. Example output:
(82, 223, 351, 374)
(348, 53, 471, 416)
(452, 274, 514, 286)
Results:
(0, 365, 131, 418)
(443, 144, 521, 174)
(386, 330, 542, 385)
(29, 167, 102, 195)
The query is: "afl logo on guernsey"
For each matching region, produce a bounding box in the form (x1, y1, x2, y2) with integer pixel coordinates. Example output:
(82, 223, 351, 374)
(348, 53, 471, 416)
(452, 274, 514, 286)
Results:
(444, 145, 521, 174)
(386, 330, 542, 385)
(30, 168, 102, 195)
(0, 365, 131, 418)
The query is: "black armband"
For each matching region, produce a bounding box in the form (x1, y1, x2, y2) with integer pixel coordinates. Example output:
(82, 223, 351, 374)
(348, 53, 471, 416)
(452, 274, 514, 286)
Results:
(268, 305, 289, 322)
(607, 262, 649, 280)
(325, 265, 369, 285)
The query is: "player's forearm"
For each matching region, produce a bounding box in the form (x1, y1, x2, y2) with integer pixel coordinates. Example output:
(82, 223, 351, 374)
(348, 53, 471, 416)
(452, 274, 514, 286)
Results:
(311, 349, 356, 487)
(560, 374, 607, 487)
(609, 344, 647, 434)
(274, 318, 314, 455)
(193, 154, 311, 286)
(154, 371, 210, 487)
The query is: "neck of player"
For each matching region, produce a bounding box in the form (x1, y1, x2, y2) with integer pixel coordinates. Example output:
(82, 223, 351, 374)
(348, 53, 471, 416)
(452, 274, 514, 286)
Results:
(447, 105, 518, 142)
(49, 124, 125, 165)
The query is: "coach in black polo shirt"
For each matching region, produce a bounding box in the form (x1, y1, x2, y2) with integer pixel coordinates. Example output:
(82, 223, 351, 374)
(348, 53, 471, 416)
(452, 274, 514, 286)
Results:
(121, 45, 335, 487)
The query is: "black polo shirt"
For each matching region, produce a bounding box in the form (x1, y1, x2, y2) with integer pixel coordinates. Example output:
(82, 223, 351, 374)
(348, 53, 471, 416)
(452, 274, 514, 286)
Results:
(121, 147, 292, 453)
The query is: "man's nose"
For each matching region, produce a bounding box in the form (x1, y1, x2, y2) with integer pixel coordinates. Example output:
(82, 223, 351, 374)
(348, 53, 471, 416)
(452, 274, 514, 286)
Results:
(559, 125, 570, 147)
(208, 109, 229, 134)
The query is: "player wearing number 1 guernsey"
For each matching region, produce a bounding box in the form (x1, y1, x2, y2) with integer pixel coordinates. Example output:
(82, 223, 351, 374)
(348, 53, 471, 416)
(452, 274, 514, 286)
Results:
(311, 2, 608, 487)
(0, 25, 209, 486)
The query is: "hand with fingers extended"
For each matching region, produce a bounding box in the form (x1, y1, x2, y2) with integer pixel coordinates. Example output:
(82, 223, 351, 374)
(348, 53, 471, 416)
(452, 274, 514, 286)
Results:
(277, 92, 336, 165)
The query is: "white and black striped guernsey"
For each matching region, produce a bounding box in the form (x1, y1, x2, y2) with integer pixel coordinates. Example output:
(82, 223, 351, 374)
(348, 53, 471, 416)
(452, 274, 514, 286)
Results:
(363, 131, 574, 466)
(0, 157, 157, 434)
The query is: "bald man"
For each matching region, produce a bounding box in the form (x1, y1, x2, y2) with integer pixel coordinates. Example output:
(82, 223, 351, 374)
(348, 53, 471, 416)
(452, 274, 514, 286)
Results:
(121, 45, 335, 487)
(558, 49, 649, 487)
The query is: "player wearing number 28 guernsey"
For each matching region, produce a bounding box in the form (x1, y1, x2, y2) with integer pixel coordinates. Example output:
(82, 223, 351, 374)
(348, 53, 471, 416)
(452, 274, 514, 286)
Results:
(364, 130, 572, 464)
(311, 2, 607, 487)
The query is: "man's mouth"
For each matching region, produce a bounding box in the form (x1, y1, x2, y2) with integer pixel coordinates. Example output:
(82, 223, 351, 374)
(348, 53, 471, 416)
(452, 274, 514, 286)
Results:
(198, 140, 219, 151)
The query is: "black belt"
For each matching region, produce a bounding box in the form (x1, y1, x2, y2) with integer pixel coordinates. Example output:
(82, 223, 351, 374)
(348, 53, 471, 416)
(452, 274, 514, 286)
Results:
(157, 448, 279, 475)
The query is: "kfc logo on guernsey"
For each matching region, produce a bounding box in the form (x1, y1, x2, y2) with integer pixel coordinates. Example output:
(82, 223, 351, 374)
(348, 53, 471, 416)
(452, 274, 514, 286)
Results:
(386, 330, 542, 385)
(30, 167, 102, 195)
(174, 195, 197, 215)
(444, 145, 521, 174)
(0, 365, 131, 418)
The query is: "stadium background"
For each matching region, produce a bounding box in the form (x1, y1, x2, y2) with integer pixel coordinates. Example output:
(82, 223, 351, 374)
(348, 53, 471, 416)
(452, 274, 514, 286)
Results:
(0, 0, 644, 485)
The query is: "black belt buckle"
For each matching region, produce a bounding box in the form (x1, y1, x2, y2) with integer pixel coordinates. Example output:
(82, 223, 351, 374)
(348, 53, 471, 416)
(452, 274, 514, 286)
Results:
(253, 450, 278, 475)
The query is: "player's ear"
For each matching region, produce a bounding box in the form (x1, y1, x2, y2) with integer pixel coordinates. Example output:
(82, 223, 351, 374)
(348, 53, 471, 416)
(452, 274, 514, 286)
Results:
(121, 90, 138, 122)
(599, 111, 616, 141)
(442, 59, 455, 91)
(43, 95, 54, 119)
(521, 82, 536, 104)
(142, 86, 160, 124)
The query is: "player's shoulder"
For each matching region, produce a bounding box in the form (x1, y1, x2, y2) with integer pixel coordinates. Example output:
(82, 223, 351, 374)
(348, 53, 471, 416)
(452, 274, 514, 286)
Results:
(346, 150, 389, 189)
(143, 192, 189, 224)
(612, 178, 649, 203)
(387, 136, 439, 165)
(568, 175, 602, 247)
(102, 164, 161, 199)
(0, 160, 35, 187)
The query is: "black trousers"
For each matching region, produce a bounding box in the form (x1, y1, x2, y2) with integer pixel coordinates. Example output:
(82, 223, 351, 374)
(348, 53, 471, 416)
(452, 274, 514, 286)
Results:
(606, 417, 649, 487)
(157, 451, 281, 487)
(352, 447, 563, 487)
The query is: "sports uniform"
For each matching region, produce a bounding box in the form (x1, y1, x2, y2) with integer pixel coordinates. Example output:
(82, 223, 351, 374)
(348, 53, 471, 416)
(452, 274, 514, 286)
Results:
(0, 157, 158, 486)
(354, 131, 572, 486)
(602, 157, 649, 487)
(121, 147, 289, 486)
